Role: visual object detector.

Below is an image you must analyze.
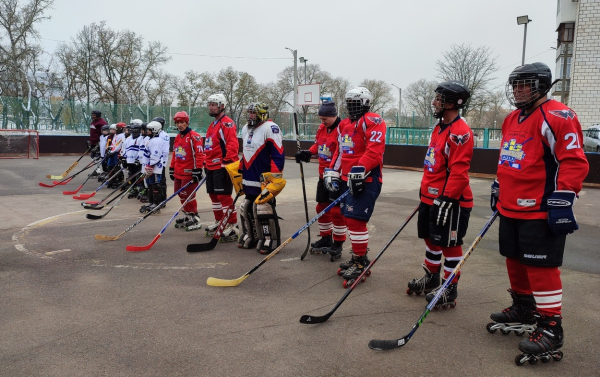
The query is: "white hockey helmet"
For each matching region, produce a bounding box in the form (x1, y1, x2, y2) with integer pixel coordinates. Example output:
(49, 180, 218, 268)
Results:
(130, 119, 143, 127)
(146, 121, 163, 136)
(207, 93, 227, 107)
(345, 87, 372, 120)
(109, 124, 117, 131)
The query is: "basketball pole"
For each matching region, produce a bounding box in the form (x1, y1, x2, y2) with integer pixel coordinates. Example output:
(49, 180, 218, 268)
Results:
(286, 47, 311, 260)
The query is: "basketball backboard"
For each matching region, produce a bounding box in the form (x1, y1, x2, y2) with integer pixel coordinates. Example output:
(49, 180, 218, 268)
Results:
(297, 83, 321, 106)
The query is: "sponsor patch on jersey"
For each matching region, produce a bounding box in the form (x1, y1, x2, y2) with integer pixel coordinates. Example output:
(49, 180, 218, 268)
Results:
(367, 116, 383, 125)
(246, 131, 254, 144)
(270, 125, 280, 134)
(499, 137, 532, 169)
(450, 132, 470, 146)
(428, 187, 439, 195)
(549, 109, 576, 120)
(174, 146, 187, 160)
(318, 144, 332, 159)
(517, 198, 536, 207)
(424, 147, 436, 172)
(341, 134, 355, 154)
(212, 158, 221, 164)
(204, 137, 213, 151)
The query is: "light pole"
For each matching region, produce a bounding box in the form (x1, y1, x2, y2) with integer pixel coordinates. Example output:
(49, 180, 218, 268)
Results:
(299, 57, 308, 84)
(391, 84, 401, 127)
(517, 15, 532, 65)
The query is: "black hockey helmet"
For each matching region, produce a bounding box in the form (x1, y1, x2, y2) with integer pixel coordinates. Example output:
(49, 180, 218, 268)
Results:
(432, 80, 470, 119)
(130, 123, 142, 138)
(91, 110, 102, 117)
(505, 62, 552, 110)
(152, 117, 166, 127)
(101, 124, 110, 132)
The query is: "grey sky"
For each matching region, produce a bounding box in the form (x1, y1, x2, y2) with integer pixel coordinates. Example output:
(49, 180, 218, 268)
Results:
(38, 0, 559, 97)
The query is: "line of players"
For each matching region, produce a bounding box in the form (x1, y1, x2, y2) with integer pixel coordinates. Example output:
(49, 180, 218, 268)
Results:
(86, 62, 588, 364)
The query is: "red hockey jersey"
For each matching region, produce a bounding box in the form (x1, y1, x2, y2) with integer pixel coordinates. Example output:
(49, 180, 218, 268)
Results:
(204, 115, 239, 170)
(170, 128, 206, 179)
(496, 99, 588, 220)
(420, 116, 474, 207)
(330, 113, 386, 182)
(308, 119, 340, 178)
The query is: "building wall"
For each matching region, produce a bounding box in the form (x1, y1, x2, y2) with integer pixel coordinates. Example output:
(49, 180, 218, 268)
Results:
(569, 0, 600, 129)
(556, 0, 578, 28)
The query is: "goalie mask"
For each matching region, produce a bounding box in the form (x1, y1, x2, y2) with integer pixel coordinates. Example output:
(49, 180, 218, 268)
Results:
(207, 94, 227, 117)
(246, 102, 269, 127)
(345, 87, 372, 120)
(431, 80, 471, 119)
(505, 62, 552, 110)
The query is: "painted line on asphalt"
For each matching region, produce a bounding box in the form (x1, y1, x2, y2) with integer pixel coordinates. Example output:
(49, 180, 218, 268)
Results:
(89, 260, 228, 270)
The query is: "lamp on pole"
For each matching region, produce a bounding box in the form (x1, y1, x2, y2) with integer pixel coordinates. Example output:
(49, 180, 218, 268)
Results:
(517, 15, 532, 65)
(299, 57, 308, 84)
(391, 84, 401, 127)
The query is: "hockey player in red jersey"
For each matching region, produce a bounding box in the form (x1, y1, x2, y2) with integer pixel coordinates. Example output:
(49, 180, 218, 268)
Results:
(295, 100, 347, 256)
(324, 87, 386, 285)
(238, 102, 286, 255)
(169, 111, 206, 231)
(488, 63, 588, 364)
(203, 94, 240, 242)
(406, 81, 473, 309)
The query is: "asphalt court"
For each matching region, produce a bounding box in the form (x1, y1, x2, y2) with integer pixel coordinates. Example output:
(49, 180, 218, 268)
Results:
(1, 155, 599, 377)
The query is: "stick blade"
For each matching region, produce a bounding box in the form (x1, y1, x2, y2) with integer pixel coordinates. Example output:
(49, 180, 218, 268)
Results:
(86, 213, 104, 220)
(39, 182, 55, 188)
(126, 235, 159, 252)
(47, 174, 64, 179)
(94, 234, 119, 241)
(63, 185, 83, 195)
(299, 313, 331, 324)
(74, 192, 95, 200)
(85, 205, 104, 210)
(206, 276, 246, 287)
(53, 178, 71, 185)
(368, 337, 408, 351)
(187, 238, 219, 253)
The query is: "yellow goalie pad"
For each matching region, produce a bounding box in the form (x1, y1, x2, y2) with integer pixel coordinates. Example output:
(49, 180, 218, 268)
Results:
(255, 172, 286, 204)
(225, 161, 243, 195)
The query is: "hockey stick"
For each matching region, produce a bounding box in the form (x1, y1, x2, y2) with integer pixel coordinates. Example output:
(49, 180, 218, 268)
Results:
(86, 173, 145, 219)
(62, 156, 109, 195)
(206, 189, 350, 287)
(293, 112, 312, 261)
(73, 164, 125, 200)
(46, 146, 92, 179)
(126, 177, 206, 252)
(82, 172, 142, 209)
(186, 190, 243, 252)
(38, 159, 97, 187)
(300, 205, 419, 324)
(368, 211, 499, 351)
(94, 180, 194, 241)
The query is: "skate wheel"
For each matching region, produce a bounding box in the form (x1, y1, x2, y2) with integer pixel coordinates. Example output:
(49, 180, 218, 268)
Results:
(360, 276, 367, 283)
(515, 331, 525, 336)
(541, 356, 551, 363)
(415, 291, 422, 296)
(528, 357, 538, 365)
(500, 329, 511, 336)
(321, 250, 328, 255)
(514, 354, 527, 366)
(365, 270, 372, 277)
(448, 302, 456, 309)
(552, 351, 563, 362)
(342, 280, 351, 289)
(486, 323, 497, 334)
(406, 289, 413, 295)
(337, 268, 344, 276)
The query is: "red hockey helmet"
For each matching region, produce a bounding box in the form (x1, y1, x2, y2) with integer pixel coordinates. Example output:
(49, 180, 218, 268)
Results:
(173, 111, 190, 123)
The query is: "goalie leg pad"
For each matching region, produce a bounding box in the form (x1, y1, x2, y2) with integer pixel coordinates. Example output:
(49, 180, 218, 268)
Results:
(253, 200, 281, 254)
(239, 198, 257, 249)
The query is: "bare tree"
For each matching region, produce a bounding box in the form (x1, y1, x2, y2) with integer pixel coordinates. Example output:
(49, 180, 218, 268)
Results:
(213, 67, 261, 125)
(404, 79, 437, 127)
(175, 70, 214, 108)
(436, 44, 498, 117)
(358, 79, 395, 115)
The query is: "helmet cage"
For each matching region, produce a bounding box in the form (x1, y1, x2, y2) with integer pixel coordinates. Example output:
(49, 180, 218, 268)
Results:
(130, 125, 142, 139)
(345, 99, 369, 120)
(505, 78, 545, 110)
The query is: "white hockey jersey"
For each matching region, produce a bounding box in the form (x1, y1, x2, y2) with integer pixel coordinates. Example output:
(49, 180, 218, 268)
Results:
(99, 134, 109, 158)
(124, 135, 144, 164)
(144, 136, 168, 174)
(138, 136, 150, 166)
(109, 133, 126, 155)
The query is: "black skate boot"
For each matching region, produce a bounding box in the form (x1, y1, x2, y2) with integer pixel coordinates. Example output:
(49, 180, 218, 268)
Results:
(515, 314, 564, 366)
(140, 203, 160, 214)
(309, 235, 333, 254)
(184, 214, 202, 231)
(339, 253, 371, 288)
(323, 241, 344, 262)
(174, 213, 191, 228)
(220, 223, 239, 243)
(425, 279, 458, 310)
(205, 222, 219, 237)
(407, 264, 440, 296)
(127, 186, 139, 199)
(487, 289, 536, 336)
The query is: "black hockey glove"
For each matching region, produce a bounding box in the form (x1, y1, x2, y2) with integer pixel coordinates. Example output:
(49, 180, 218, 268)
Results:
(295, 150, 312, 164)
(547, 191, 579, 236)
(192, 168, 203, 183)
(169, 167, 175, 181)
(348, 166, 368, 195)
(490, 179, 499, 212)
(431, 195, 459, 226)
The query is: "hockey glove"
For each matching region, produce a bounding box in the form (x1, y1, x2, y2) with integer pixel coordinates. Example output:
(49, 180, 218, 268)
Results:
(295, 150, 312, 164)
(192, 168, 203, 183)
(255, 172, 286, 205)
(144, 165, 154, 176)
(431, 195, 459, 227)
(547, 190, 579, 236)
(323, 168, 341, 192)
(348, 166, 369, 195)
(490, 179, 499, 212)
(169, 167, 175, 181)
(225, 161, 244, 195)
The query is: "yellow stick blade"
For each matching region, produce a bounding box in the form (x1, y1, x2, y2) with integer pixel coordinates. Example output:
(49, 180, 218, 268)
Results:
(94, 234, 120, 241)
(206, 275, 247, 287)
(47, 174, 64, 179)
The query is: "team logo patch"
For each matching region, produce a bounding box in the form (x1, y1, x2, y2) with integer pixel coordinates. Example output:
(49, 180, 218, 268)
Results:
(341, 134, 355, 154)
(367, 116, 383, 125)
(499, 137, 532, 169)
(224, 122, 234, 128)
(549, 109, 576, 120)
(450, 132, 470, 146)
(204, 137, 213, 151)
(246, 131, 254, 144)
(424, 147, 436, 172)
(271, 125, 280, 134)
(193, 135, 202, 142)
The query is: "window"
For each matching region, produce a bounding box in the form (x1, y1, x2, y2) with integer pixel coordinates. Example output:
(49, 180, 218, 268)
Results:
(557, 23, 575, 46)
(556, 57, 572, 79)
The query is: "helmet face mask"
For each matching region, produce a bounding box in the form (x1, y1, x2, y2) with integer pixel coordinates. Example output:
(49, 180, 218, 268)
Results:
(431, 81, 470, 119)
(130, 124, 142, 139)
(505, 62, 552, 110)
(345, 87, 372, 120)
(246, 102, 268, 127)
